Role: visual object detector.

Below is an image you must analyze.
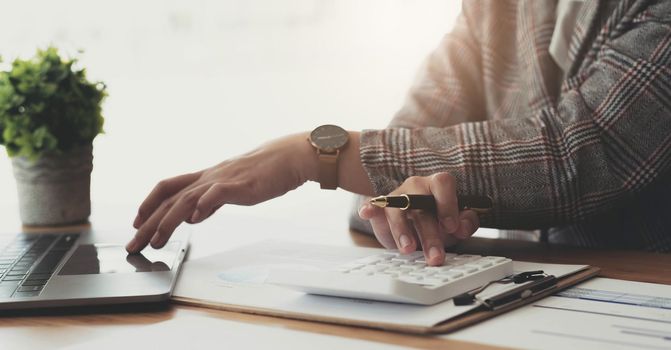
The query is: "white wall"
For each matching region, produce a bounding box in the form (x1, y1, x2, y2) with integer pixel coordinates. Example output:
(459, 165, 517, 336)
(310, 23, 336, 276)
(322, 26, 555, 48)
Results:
(0, 0, 471, 240)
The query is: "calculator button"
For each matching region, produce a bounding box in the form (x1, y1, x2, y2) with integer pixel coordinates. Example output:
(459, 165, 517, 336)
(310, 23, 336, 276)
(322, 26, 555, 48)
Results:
(391, 251, 423, 261)
(452, 265, 478, 273)
(421, 277, 448, 285)
(472, 261, 493, 268)
(436, 271, 464, 279)
(483, 256, 507, 263)
(399, 263, 424, 270)
(398, 276, 425, 284)
(453, 254, 481, 260)
(377, 261, 402, 268)
(379, 252, 397, 259)
(362, 266, 388, 273)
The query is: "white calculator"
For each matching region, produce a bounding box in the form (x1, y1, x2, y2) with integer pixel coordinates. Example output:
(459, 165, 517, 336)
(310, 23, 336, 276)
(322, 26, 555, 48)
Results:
(267, 251, 513, 305)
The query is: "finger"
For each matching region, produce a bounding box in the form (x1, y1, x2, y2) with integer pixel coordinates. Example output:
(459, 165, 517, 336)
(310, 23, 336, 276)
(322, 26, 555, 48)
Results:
(151, 185, 209, 248)
(409, 210, 445, 266)
(443, 234, 459, 248)
(429, 172, 460, 234)
(385, 175, 430, 254)
(190, 183, 234, 223)
(385, 207, 417, 254)
(359, 203, 396, 249)
(435, 223, 458, 248)
(358, 201, 377, 220)
(127, 202, 173, 253)
(186, 204, 221, 224)
(453, 210, 480, 239)
(134, 172, 201, 228)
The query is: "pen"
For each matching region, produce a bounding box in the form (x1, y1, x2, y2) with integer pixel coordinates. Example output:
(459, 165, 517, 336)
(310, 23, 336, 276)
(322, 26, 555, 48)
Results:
(369, 194, 492, 214)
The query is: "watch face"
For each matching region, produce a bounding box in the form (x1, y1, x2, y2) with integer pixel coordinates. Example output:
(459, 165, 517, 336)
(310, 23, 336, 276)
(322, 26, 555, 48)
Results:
(310, 124, 349, 152)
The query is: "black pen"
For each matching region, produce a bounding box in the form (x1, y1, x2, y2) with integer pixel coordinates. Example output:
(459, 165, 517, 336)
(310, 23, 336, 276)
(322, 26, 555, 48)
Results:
(369, 194, 492, 214)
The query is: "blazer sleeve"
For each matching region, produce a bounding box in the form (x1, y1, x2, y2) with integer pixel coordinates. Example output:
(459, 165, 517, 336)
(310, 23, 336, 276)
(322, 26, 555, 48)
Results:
(359, 1, 671, 229)
(387, 5, 485, 131)
(349, 4, 486, 234)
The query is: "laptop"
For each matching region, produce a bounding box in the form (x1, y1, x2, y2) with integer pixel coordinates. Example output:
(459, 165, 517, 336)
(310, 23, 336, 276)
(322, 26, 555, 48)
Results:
(0, 229, 189, 310)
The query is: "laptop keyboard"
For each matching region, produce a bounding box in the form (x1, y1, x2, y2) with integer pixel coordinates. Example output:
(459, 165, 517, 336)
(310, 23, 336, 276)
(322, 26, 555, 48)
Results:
(0, 233, 79, 298)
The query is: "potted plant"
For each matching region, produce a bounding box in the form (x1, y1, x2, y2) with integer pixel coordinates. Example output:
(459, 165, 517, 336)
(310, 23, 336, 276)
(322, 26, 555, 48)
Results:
(0, 47, 106, 226)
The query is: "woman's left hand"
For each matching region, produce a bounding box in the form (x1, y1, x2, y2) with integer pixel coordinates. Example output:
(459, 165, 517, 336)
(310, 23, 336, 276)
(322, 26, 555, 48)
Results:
(358, 172, 480, 266)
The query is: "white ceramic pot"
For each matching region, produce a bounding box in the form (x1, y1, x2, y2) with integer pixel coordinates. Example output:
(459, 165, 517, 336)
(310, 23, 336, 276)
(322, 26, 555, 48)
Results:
(11, 145, 93, 226)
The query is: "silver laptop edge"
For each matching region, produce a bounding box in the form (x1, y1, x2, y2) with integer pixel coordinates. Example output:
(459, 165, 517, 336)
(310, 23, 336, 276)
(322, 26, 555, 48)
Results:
(0, 229, 189, 310)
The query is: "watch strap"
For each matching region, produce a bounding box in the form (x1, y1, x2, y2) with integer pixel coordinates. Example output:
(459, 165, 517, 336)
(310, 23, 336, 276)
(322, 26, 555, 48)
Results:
(318, 151, 339, 190)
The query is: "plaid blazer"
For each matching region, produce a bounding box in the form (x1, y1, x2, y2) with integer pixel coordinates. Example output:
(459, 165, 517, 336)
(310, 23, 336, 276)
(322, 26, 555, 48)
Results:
(356, 0, 671, 251)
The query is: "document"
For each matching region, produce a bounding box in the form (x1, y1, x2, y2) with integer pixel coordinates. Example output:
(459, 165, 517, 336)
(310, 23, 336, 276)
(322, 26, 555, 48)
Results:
(173, 240, 588, 328)
(446, 277, 671, 350)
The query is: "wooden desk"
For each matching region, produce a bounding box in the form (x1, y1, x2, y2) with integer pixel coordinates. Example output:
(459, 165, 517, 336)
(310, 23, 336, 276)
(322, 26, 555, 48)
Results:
(1, 228, 670, 350)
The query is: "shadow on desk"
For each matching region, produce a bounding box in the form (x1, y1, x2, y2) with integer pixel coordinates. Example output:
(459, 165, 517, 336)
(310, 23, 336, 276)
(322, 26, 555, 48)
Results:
(0, 301, 173, 323)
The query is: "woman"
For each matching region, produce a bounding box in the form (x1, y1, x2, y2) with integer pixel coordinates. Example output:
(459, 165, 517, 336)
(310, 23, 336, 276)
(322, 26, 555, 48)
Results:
(126, 0, 671, 264)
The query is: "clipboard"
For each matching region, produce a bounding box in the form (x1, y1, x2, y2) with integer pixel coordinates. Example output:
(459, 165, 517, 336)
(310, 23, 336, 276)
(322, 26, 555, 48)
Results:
(427, 266, 599, 334)
(172, 265, 599, 335)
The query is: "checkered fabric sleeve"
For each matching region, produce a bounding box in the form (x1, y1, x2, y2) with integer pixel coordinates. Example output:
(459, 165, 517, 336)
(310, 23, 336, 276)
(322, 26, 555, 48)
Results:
(359, 0, 671, 230)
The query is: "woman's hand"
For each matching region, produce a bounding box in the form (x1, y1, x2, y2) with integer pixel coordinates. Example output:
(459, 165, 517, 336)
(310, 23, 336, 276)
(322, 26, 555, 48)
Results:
(126, 133, 316, 253)
(358, 173, 480, 266)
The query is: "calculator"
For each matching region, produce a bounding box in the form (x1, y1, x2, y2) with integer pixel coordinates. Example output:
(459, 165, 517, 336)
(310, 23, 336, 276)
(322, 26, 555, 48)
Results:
(268, 251, 513, 305)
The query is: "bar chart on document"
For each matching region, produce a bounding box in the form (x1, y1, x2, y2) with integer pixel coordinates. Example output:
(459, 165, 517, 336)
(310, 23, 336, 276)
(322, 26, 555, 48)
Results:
(555, 287, 671, 314)
(447, 278, 671, 350)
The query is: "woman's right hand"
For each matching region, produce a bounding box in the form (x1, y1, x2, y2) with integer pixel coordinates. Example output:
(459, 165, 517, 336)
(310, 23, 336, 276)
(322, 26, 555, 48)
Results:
(357, 173, 481, 266)
(126, 133, 317, 253)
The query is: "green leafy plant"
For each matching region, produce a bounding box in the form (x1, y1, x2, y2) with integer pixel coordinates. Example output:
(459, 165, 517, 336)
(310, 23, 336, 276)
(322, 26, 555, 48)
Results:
(0, 47, 106, 160)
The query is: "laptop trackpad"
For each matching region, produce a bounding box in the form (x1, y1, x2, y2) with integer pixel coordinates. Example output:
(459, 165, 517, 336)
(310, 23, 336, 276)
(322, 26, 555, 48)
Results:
(59, 242, 180, 275)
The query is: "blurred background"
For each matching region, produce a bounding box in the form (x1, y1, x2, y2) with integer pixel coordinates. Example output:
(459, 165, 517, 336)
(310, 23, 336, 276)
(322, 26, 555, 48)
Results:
(0, 0, 489, 250)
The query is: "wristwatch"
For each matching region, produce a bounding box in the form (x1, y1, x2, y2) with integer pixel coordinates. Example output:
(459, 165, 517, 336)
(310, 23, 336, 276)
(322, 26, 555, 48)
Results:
(308, 124, 349, 190)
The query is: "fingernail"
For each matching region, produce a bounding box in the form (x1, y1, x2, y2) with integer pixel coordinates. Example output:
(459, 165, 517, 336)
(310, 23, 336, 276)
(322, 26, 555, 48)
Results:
(126, 238, 137, 252)
(399, 234, 412, 248)
(133, 214, 142, 229)
(358, 205, 366, 218)
(429, 246, 443, 263)
(150, 234, 160, 247)
(191, 209, 202, 222)
(442, 217, 458, 232)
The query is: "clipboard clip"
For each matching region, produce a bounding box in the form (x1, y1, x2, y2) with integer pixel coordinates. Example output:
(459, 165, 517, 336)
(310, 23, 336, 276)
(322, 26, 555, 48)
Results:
(453, 270, 556, 307)
(481, 274, 557, 310)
